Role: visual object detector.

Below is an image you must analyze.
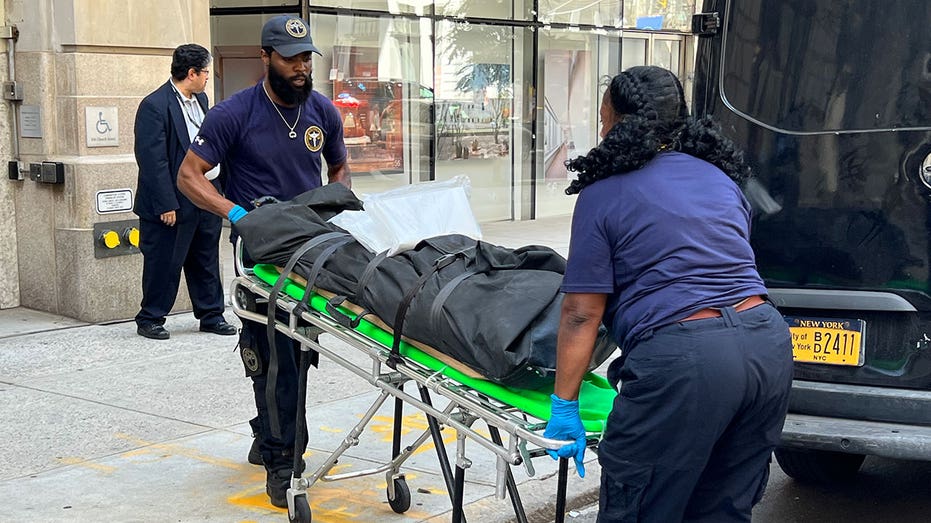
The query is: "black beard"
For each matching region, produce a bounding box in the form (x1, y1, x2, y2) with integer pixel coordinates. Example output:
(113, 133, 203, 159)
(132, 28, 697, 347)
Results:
(268, 64, 312, 106)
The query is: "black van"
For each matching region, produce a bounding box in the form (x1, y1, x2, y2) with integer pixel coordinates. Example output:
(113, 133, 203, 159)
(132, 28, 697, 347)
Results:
(692, 0, 931, 482)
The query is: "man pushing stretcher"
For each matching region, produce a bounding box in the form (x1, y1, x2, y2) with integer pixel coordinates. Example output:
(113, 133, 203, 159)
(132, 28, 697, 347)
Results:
(178, 14, 349, 508)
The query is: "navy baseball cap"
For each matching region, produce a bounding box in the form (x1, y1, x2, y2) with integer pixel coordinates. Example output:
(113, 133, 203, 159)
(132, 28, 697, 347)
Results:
(261, 15, 321, 57)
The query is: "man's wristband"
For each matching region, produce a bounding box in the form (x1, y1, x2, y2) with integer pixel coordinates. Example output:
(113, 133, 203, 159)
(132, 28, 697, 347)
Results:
(227, 204, 247, 224)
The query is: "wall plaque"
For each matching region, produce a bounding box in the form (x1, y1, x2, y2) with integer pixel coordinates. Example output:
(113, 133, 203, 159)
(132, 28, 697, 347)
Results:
(20, 105, 41, 138)
(96, 188, 133, 214)
(85, 106, 119, 147)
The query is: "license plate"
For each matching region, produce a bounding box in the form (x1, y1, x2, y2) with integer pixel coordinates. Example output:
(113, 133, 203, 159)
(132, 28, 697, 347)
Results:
(784, 316, 866, 366)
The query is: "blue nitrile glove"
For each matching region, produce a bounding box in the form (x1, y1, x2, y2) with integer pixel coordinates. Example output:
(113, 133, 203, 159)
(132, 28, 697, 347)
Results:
(543, 393, 587, 477)
(227, 204, 247, 224)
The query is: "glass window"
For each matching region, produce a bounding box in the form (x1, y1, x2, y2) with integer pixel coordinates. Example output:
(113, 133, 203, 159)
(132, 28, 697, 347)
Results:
(213, 0, 299, 7)
(536, 28, 621, 218)
(723, 0, 931, 132)
(435, 20, 523, 221)
(435, 0, 531, 21)
(210, 14, 301, 101)
(538, 0, 622, 27)
(310, 0, 433, 16)
(310, 14, 434, 193)
(623, 0, 695, 31)
(652, 38, 680, 74)
(211, 3, 703, 224)
(621, 36, 647, 70)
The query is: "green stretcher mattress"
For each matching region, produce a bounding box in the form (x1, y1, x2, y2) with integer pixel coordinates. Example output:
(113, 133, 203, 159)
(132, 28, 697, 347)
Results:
(252, 263, 617, 434)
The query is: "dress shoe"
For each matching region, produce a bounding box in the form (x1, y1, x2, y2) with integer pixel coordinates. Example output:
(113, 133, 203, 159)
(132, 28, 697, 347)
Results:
(137, 324, 170, 340)
(199, 321, 237, 336)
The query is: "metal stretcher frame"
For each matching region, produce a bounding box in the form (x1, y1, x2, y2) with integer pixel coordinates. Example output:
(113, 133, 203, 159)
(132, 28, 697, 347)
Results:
(230, 263, 595, 523)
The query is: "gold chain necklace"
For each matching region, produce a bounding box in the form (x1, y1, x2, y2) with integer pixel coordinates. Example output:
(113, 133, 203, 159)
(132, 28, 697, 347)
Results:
(262, 82, 301, 139)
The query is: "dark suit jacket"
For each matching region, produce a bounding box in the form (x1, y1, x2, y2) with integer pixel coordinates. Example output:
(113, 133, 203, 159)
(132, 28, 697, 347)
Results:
(133, 81, 215, 222)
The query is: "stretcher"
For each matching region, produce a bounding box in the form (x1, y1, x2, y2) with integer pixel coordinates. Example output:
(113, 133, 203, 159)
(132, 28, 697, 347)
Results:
(231, 248, 617, 523)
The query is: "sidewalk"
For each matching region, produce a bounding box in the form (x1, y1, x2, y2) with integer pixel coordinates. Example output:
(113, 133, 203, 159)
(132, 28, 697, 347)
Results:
(0, 216, 607, 522)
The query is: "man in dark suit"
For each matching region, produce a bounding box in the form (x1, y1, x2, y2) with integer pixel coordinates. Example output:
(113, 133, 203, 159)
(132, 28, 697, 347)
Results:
(132, 44, 236, 340)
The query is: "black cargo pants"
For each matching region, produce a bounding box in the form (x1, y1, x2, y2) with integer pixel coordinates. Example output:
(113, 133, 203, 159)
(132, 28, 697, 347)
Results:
(235, 244, 312, 474)
(597, 303, 794, 523)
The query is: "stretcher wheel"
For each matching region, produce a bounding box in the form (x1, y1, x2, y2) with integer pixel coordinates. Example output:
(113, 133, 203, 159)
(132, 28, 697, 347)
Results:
(289, 494, 312, 523)
(387, 477, 411, 513)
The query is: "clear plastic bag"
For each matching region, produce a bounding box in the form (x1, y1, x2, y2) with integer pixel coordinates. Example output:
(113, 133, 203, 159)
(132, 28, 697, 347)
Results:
(328, 176, 482, 256)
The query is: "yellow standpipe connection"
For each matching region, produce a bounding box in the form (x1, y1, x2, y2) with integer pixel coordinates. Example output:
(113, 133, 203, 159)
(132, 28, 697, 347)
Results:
(99, 230, 120, 249)
(122, 227, 140, 248)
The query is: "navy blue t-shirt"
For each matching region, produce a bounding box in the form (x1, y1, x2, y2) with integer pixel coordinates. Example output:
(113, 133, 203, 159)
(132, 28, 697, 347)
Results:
(560, 152, 767, 348)
(190, 81, 347, 209)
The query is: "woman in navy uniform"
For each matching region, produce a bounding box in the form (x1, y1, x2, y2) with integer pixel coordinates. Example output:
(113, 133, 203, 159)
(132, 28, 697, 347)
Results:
(544, 66, 793, 522)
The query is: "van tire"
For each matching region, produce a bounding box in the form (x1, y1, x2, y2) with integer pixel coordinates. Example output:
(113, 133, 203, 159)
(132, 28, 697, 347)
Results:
(774, 447, 865, 483)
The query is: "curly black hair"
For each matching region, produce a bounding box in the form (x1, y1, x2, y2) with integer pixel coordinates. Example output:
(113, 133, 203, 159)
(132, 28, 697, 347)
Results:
(565, 66, 751, 195)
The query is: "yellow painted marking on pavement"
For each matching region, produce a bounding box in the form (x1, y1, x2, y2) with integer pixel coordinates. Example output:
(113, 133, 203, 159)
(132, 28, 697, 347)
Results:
(228, 478, 433, 521)
(375, 472, 419, 489)
(115, 433, 246, 470)
(319, 425, 344, 433)
(365, 412, 461, 456)
(327, 462, 353, 475)
(56, 457, 116, 474)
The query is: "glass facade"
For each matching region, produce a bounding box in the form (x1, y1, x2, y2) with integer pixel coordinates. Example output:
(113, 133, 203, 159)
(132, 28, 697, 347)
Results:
(311, 15, 434, 195)
(537, 29, 620, 217)
(210, 1, 696, 221)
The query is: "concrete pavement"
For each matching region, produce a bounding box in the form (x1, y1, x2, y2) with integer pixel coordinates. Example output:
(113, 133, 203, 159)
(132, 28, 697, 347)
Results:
(0, 216, 609, 522)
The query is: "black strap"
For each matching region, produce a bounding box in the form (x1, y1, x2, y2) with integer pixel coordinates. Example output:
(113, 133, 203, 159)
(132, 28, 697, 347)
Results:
(387, 251, 466, 369)
(324, 295, 371, 329)
(429, 269, 480, 335)
(293, 236, 354, 317)
(356, 250, 389, 301)
(293, 236, 368, 329)
(333, 250, 389, 330)
(265, 232, 348, 439)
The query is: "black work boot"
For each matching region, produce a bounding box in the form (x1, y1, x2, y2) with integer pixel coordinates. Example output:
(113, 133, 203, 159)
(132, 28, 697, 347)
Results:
(250, 442, 307, 471)
(265, 468, 291, 508)
(279, 446, 307, 475)
(247, 417, 263, 466)
(248, 438, 263, 466)
(263, 448, 307, 507)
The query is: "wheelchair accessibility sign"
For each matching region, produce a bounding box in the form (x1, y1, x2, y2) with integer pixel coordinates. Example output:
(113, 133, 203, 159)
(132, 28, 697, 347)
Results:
(85, 106, 119, 147)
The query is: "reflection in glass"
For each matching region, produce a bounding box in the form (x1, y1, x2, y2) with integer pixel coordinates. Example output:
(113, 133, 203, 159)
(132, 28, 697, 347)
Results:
(536, 28, 620, 218)
(436, 0, 527, 21)
(212, 0, 298, 7)
(435, 21, 517, 221)
(310, 14, 433, 194)
(310, 0, 433, 16)
(538, 0, 622, 27)
(209, 3, 694, 223)
(623, 0, 695, 31)
(210, 14, 301, 101)
(652, 39, 680, 74)
(621, 37, 648, 71)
